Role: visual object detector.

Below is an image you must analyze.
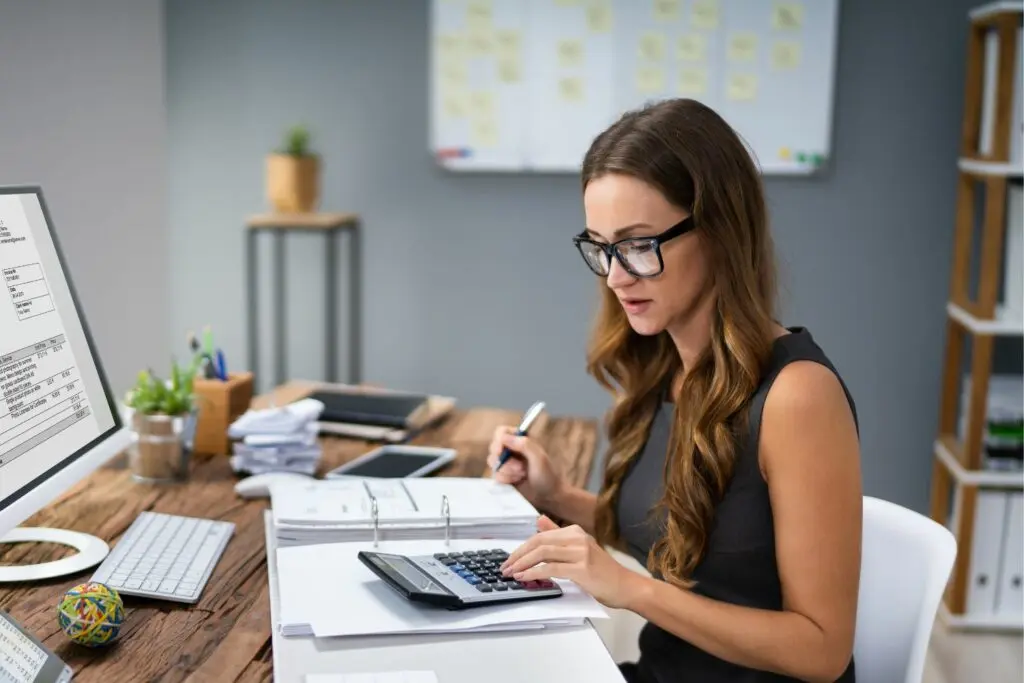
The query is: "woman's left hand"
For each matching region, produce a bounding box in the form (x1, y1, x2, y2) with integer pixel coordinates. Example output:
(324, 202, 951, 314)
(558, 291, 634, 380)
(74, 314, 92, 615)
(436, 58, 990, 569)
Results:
(500, 516, 642, 610)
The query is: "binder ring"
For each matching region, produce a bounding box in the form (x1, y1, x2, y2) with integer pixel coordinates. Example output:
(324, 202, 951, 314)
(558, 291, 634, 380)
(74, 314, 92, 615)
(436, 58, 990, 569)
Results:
(370, 494, 380, 548)
(441, 494, 451, 547)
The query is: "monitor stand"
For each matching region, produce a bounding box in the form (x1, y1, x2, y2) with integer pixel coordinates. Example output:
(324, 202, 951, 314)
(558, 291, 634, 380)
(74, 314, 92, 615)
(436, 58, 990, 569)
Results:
(0, 527, 109, 582)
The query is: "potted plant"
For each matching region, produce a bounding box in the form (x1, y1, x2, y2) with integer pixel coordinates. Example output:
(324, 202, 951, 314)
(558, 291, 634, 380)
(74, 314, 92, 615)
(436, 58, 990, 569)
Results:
(122, 358, 201, 482)
(266, 124, 320, 213)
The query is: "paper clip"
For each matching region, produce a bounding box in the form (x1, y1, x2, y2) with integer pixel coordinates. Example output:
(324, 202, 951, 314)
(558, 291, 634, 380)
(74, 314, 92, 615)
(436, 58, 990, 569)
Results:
(441, 494, 451, 548)
(370, 493, 379, 548)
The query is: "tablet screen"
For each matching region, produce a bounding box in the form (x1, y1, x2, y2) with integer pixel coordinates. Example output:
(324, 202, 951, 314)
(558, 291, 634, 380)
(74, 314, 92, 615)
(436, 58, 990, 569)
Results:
(343, 451, 445, 478)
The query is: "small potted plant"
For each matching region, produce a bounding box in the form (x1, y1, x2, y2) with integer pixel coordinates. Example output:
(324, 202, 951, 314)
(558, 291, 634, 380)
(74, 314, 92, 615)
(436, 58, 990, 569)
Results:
(266, 124, 320, 213)
(122, 358, 201, 482)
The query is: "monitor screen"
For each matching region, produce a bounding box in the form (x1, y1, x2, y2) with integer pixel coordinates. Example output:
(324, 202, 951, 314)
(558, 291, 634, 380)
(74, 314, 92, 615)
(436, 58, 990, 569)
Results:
(0, 188, 119, 510)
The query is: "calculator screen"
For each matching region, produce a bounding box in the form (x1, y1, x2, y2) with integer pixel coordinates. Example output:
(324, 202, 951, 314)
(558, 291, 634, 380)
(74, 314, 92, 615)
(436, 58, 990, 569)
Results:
(374, 554, 447, 595)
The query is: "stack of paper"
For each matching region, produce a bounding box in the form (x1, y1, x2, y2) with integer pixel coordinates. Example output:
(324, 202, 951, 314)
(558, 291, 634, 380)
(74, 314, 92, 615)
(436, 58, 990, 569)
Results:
(275, 538, 608, 638)
(269, 477, 540, 547)
(228, 398, 324, 475)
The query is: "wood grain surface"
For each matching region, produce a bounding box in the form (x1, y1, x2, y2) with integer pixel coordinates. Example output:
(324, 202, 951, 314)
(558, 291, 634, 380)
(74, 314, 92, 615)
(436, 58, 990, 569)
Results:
(0, 382, 599, 682)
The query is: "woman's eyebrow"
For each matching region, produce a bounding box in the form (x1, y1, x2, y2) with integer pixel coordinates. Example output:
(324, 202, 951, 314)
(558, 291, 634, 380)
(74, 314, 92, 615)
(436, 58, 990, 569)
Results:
(585, 223, 654, 239)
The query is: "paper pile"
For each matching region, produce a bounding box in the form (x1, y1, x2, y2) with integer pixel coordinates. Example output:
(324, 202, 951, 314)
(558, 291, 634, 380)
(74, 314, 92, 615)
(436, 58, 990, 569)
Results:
(275, 537, 608, 638)
(227, 398, 325, 475)
(270, 477, 541, 547)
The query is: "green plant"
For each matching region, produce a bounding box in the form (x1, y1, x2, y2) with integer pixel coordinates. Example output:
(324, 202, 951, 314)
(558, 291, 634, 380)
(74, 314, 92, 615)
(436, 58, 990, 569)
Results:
(123, 357, 200, 415)
(280, 124, 314, 157)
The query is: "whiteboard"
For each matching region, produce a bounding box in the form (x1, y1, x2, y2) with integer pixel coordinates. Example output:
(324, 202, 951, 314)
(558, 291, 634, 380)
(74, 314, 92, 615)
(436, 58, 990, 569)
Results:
(429, 0, 840, 174)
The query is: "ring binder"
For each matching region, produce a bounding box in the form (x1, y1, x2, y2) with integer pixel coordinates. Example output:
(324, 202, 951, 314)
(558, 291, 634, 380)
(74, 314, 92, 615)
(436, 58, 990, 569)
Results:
(441, 494, 451, 547)
(370, 494, 379, 548)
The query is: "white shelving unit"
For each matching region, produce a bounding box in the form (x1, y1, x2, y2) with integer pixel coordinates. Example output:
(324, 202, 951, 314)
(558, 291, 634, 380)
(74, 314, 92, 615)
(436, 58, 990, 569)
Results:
(930, 2, 1023, 632)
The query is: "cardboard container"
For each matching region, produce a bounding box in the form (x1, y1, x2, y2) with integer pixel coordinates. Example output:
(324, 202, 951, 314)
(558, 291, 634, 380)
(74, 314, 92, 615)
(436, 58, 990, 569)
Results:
(191, 371, 254, 455)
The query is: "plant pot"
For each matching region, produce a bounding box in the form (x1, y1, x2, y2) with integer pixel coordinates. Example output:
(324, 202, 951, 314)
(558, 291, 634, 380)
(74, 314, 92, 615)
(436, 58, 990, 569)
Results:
(123, 406, 197, 483)
(266, 153, 320, 213)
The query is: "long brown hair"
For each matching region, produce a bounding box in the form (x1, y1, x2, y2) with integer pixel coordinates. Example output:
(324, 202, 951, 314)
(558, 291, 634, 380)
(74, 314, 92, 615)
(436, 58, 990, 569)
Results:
(584, 99, 779, 588)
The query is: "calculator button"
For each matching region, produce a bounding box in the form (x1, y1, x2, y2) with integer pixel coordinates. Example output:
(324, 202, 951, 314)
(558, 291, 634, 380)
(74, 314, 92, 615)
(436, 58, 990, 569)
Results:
(439, 557, 456, 566)
(433, 553, 449, 560)
(509, 581, 524, 590)
(476, 583, 493, 592)
(489, 550, 509, 561)
(465, 561, 480, 570)
(463, 550, 478, 557)
(450, 563, 465, 571)
(536, 579, 555, 589)
(464, 575, 482, 585)
(492, 582, 509, 591)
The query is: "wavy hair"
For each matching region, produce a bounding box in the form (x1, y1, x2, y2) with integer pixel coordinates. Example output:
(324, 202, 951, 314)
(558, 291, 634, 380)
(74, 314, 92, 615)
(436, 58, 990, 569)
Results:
(584, 99, 779, 587)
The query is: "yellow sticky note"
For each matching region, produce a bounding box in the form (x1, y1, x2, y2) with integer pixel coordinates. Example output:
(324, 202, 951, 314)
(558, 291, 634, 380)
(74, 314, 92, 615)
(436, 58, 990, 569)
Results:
(498, 56, 521, 82)
(558, 39, 585, 68)
(772, 2, 804, 30)
(469, 90, 496, 118)
(638, 32, 666, 61)
(442, 89, 468, 119)
(471, 118, 500, 148)
(779, 147, 792, 160)
(727, 73, 757, 101)
(678, 67, 708, 95)
(691, 0, 719, 30)
(635, 66, 665, 93)
(440, 59, 467, 87)
(587, 1, 613, 33)
(466, 31, 493, 57)
(677, 34, 706, 61)
(653, 0, 680, 22)
(495, 29, 521, 60)
(466, 0, 492, 31)
(437, 33, 465, 61)
(727, 32, 757, 62)
(559, 77, 585, 102)
(772, 41, 801, 69)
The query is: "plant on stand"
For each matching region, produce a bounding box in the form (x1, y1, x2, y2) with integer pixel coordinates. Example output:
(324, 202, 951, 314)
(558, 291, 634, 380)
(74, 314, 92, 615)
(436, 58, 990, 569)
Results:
(122, 358, 201, 483)
(266, 124, 321, 213)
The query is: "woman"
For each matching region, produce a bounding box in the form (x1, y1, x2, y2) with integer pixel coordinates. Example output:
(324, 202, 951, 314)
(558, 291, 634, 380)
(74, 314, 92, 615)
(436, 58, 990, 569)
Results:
(486, 98, 862, 683)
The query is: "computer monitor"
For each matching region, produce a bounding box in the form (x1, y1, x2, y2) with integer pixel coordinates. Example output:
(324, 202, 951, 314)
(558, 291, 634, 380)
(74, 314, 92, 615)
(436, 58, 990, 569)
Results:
(0, 185, 129, 581)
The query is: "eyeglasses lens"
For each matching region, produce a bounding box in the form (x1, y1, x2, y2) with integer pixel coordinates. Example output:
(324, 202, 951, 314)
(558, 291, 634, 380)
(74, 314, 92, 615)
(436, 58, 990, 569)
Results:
(579, 240, 661, 277)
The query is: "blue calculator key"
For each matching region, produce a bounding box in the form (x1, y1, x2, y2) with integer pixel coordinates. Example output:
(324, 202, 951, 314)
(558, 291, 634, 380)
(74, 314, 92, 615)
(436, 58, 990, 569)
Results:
(465, 575, 482, 585)
(450, 564, 465, 571)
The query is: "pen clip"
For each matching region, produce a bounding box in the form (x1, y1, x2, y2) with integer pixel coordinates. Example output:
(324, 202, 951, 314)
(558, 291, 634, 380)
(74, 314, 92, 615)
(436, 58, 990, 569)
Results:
(517, 401, 546, 433)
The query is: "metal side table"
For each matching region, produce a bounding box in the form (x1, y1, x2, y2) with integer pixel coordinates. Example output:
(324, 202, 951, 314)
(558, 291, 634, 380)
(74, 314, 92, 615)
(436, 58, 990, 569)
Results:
(245, 212, 361, 389)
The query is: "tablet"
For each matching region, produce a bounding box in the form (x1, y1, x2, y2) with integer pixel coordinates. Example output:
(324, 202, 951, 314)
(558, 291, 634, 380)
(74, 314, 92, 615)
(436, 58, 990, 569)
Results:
(326, 445, 457, 479)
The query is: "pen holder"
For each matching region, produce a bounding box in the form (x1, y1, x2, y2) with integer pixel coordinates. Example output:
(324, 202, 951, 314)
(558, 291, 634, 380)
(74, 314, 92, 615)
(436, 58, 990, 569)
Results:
(191, 371, 254, 455)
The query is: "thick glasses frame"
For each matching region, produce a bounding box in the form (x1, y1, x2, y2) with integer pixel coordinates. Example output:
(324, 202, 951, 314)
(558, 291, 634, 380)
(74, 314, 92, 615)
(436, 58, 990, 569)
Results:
(572, 216, 695, 278)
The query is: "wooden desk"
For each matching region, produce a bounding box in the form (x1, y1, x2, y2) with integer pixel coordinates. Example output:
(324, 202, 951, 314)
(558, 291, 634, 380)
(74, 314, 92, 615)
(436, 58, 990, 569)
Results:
(0, 382, 599, 682)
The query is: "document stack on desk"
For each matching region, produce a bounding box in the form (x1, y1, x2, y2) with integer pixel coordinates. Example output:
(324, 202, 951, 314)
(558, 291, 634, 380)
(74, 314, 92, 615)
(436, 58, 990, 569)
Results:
(268, 477, 539, 547)
(227, 398, 324, 475)
(274, 536, 609, 638)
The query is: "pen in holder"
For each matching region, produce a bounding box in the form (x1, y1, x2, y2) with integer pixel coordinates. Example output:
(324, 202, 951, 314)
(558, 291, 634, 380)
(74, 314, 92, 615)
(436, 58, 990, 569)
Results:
(370, 494, 379, 548)
(441, 494, 451, 548)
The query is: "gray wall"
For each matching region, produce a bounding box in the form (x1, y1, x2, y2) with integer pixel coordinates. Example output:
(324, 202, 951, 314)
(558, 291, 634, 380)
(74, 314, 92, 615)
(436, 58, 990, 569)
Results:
(0, 0, 168, 397)
(166, 0, 981, 513)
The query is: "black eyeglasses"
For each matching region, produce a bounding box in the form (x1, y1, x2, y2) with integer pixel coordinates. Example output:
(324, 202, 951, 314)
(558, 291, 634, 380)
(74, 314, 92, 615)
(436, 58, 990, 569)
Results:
(572, 216, 695, 278)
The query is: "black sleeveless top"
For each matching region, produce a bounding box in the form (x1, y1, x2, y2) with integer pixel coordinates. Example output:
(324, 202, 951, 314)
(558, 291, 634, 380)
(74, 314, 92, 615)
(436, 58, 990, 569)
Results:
(615, 327, 857, 683)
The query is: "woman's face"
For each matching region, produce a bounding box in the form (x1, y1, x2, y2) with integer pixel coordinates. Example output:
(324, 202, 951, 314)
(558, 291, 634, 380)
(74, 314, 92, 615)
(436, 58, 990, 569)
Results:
(582, 173, 712, 337)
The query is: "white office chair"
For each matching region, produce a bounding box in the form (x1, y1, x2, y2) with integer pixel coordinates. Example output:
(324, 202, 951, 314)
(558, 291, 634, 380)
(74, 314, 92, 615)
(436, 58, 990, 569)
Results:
(854, 495, 958, 683)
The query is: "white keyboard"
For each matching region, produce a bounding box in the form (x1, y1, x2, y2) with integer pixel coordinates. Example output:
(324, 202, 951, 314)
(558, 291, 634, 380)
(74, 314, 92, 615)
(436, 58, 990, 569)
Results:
(90, 511, 234, 604)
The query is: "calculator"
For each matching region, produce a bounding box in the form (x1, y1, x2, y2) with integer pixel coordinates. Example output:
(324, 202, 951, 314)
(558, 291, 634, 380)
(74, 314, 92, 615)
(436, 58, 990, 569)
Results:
(357, 548, 563, 610)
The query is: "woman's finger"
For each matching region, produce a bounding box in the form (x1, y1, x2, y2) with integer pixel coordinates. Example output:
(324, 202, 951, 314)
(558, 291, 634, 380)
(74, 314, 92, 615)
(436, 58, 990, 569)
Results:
(514, 561, 574, 582)
(501, 544, 580, 577)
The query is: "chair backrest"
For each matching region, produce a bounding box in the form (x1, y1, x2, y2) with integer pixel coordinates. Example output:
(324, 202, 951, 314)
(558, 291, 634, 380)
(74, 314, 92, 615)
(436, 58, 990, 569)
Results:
(854, 496, 957, 683)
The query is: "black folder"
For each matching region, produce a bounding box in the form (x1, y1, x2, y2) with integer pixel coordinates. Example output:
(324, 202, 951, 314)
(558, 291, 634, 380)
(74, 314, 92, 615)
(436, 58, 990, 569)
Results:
(307, 389, 429, 429)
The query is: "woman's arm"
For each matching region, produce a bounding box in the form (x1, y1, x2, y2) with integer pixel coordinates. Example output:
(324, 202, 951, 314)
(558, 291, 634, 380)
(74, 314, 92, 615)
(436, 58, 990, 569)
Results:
(619, 360, 863, 682)
(543, 484, 598, 535)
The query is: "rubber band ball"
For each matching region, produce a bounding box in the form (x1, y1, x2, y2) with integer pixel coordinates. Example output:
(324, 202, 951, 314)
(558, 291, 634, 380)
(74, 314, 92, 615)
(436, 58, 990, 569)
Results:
(57, 581, 124, 647)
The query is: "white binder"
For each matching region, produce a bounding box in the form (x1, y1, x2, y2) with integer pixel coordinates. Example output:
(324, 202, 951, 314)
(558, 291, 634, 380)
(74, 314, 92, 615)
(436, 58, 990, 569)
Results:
(966, 490, 1009, 615)
(996, 491, 1023, 618)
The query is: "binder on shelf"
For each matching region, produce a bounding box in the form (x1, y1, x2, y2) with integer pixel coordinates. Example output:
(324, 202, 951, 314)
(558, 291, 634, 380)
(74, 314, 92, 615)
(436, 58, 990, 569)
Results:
(268, 477, 539, 547)
(996, 491, 1024, 617)
(966, 490, 1011, 616)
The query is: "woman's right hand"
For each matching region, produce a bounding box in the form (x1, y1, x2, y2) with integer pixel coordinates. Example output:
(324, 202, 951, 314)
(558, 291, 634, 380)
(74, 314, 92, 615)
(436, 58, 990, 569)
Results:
(486, 426, 565, 509)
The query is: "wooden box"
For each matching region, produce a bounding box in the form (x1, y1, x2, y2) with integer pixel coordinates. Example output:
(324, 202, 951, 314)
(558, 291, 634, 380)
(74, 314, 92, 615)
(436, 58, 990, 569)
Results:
(191, 371, 254, 455)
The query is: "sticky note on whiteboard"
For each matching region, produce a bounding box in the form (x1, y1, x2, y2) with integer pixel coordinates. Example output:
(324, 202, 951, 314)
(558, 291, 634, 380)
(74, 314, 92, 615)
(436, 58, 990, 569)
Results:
(471, 118, 500, 148)
(636, 66, 665, 94)
(638, 32, 666, 61)
(498, 56, 521, 83)
(587, 1, 613, 33)
(772, 41, 801, 69)
(691, 0, 719, 29)
(726, 73, 757, 101)
(677, 34, 706, 62)
(727, 32, 757, 62)
(559, 77, 585, 103)
(653, 0, 680, 22)
(466, 0, 492, 31)
(678, 67, 708, 96)
(772, 2, 804, 30)
(558, 39, 585, 67)
(495, 30, 521, 59)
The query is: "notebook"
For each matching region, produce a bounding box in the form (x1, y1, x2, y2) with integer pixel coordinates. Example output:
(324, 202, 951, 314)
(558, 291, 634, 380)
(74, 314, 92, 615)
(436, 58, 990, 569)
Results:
(275, 537, 608, 638)
(269, 477, 539, 547)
